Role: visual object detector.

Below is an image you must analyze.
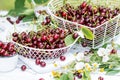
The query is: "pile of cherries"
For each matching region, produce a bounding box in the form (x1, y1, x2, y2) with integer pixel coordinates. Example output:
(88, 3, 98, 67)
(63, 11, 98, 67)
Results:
(12, 28, 78, 49)
(56, 1, 120, 28)
(0, 41, 16, 57)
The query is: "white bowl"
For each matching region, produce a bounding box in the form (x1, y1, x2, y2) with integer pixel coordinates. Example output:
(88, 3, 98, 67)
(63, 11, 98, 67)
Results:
(0, 54, 18, 72)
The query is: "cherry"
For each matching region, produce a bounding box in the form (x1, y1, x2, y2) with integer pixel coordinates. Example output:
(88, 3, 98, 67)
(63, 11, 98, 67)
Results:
(32, 36, 37, 41)
(110, 49, 117, 54)
(41, 35, 47, 42)
(77, 73, 82, 79)
(12, 37, 18, 42)
(81, 1, 87, 8)
(2, 44, 8, 50)
(26, 38, 31, 43)
(98, 76, 104, 80)
(62, 12, 67, 17)
(49, 37, 54, 43)
(73, 33, 78, 39)
(81, 42, 87, 47)
(54, 34, 59, 40)
(12, 32, 18, 37)
(0, 41, 3, 47)
(37, 42, 44, 49)
(21, 65, 27, 71)
(35, 58, 41, 65)
(39, 78, 45, 80)
(0, 49, 5, 54)
(16, 19, 20, 24)
(40, 61, 46, 67)
(3, 51, 10, 56)
(60, 56, 66, 61)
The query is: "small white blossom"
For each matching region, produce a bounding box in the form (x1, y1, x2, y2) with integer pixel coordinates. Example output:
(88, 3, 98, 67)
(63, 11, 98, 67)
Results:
(97, 48, 110, 57)
(75, 62, 85, 70)
(97, 48, 111, 62)
(76, 52, 84, 61)
(102, 55, 109, 62)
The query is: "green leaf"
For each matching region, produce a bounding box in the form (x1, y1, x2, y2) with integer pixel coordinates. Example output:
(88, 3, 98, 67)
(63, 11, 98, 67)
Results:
(8, 8, 27, 16)
(106, 70, 120, 75)
(68, 72, 74, 80)
(102, 43, 108, 48)
(34, 0, 49, 4)
(82, 69, 91, 80)
(20, 9, 34, 15)
(27, 0, 32, 3)
(90, 53, 102, 63)
(22, 14, 36, 22)
(64, 34, 75, 46)
(15, 0, 25, 9)
(81, 27, 94, 40)
(63, 0, 67, 5)
(60, 73, 69, 80)
(55, 78, 60, 80)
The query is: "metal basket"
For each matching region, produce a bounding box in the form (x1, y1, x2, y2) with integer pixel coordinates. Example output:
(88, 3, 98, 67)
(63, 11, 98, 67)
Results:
(47, 0, 120, 49)
(13, 36, 79, 60)
(12, 22, 80, 60)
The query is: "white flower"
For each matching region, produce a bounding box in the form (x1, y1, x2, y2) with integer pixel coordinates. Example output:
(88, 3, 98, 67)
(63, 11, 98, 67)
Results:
(76, 52, 84, 61)
(76, 30, 84, 38)
(84, 56, 90, 62)
(102, 55, 109, 62)
(97, 48, 111, 62)
(75, 62, 85, 70)
(97, 48, 110, 56)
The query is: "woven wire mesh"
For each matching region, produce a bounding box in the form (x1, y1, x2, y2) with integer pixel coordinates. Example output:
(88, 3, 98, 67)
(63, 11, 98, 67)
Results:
(14, 42, 72, 60)
(48, 0, 120, 48)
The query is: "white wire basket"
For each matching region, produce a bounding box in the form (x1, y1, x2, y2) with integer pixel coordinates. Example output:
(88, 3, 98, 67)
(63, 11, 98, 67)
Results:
(12, 22, 80, 60)
(14, 36, 79, 60)
(47, 0, 120, 49)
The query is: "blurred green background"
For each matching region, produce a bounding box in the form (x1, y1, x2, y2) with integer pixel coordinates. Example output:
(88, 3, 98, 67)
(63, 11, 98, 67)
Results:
(0, 0, 15, 10)
(0, 0, 49, 10)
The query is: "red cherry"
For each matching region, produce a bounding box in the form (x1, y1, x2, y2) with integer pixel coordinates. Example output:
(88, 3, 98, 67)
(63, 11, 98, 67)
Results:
(60, 56, 66, 61)
(21, 65, 27, 71)
(26, 38, 31, 43)
(54, 34, 59, 40)
(98, 76, 104, 80)
(2, 44, 8, 50)
(39, 78, 45, 80)
(110, 49, 117, 54)
(73, 33, 78, 39)
(41, 36, 47, 41)
(8, 47, 14, 52)
(16, 19, 20, 24)
(3, 51, 10, 57)
(62, 12, 67, 17)
(35, 58, 41, 65)
(40, 61, 46, 67)
(0, 49, 5, 54)
(81, 1, 87, 8)
(0, 41, 3, 47)
(7, 42, 14, 47)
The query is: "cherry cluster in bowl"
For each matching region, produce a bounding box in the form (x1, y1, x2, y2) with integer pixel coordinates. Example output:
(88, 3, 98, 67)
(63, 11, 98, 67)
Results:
(55, 1, 120, 28)
(0, 41, 16, 57)
(12, 28, 78, 49)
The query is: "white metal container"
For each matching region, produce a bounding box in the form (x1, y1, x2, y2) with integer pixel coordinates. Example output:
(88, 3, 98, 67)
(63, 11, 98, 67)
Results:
(47, 0, 120, 48)
(0, 54, 18, 72)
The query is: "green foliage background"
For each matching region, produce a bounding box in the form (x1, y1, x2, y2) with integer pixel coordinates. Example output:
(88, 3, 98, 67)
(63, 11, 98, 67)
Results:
(0, 0, 50, 10)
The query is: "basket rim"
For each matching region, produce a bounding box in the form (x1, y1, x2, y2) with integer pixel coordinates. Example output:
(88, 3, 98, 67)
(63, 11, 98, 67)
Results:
(47, 0, 120, 30)
(13, 36, 80, 52)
